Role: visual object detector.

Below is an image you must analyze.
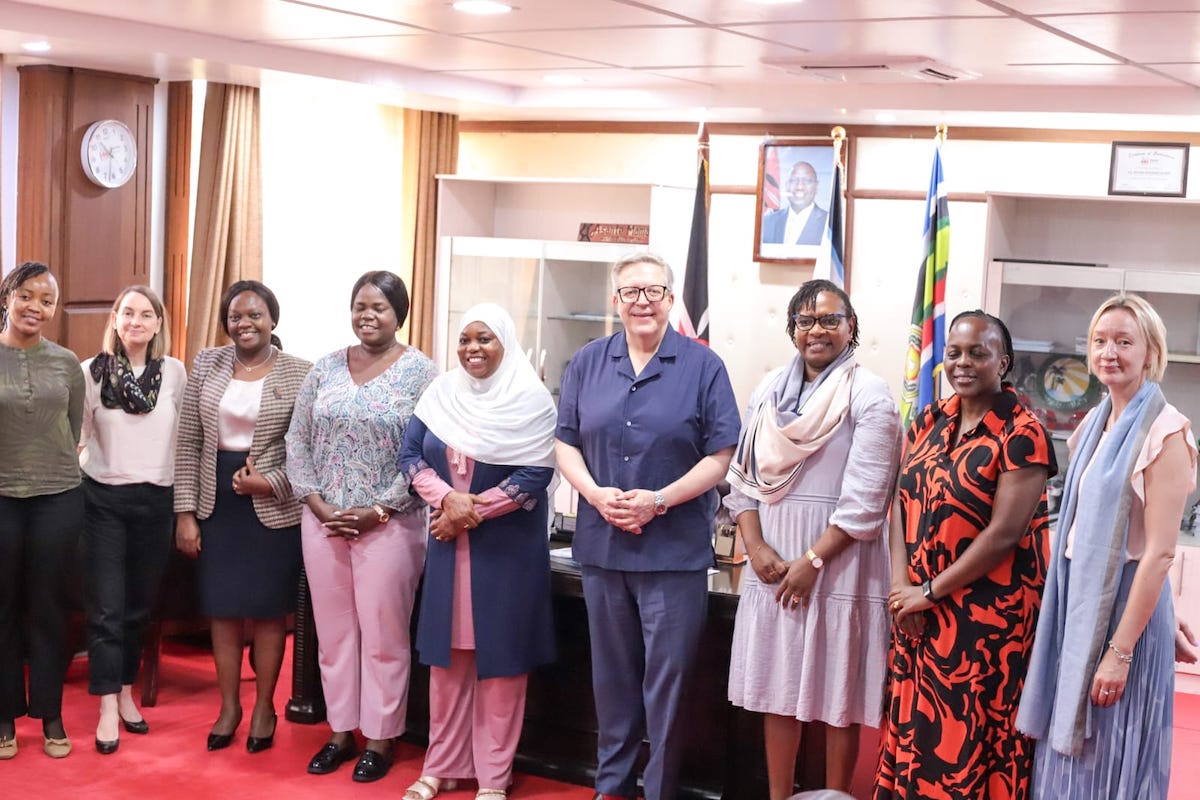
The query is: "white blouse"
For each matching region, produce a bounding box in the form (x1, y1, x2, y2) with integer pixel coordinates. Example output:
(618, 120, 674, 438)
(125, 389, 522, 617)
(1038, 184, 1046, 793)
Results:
(217, 377, 264, 450)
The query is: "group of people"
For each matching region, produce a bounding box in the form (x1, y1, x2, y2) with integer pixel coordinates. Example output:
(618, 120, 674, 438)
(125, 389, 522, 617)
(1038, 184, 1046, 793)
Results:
(727, 283, 1195, 800)
(0, 251, 1195, 800)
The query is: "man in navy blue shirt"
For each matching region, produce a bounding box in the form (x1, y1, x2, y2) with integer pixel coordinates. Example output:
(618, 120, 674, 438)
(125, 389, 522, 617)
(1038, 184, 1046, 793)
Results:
(556, 252, 741, 800)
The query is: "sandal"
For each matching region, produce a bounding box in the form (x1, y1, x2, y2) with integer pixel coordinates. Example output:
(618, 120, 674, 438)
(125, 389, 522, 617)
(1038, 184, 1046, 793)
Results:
(404, 777, 459, 800)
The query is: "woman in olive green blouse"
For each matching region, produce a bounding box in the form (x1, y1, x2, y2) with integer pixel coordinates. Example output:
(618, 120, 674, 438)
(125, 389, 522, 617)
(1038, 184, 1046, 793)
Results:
(0, 262, 85, 760)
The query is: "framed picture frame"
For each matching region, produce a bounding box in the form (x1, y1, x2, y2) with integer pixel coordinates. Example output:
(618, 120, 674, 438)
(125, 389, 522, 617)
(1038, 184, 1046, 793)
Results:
(1108, 141, 1190, 198)
(754, 137, 842, 264)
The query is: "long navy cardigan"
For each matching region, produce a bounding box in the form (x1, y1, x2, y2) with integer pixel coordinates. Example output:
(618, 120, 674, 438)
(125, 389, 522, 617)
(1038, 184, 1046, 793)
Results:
(400, 416, 556, 679)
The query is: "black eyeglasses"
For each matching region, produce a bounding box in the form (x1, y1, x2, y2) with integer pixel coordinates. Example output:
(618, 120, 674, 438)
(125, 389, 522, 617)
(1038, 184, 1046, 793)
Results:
(792, 313, 847, 331)
(616, 285, 669, 303)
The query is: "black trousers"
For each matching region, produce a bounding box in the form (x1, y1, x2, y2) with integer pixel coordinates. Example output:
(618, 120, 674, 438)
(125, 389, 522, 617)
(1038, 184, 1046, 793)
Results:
(82, 478, 174, 696)
(0, 486, 84, 721)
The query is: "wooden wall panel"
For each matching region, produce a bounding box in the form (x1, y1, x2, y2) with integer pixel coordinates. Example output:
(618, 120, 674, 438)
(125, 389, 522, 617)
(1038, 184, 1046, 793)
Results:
(163, 81, 192, 360)
(17, 67, 68, 343)
(16, 65, 156, 357)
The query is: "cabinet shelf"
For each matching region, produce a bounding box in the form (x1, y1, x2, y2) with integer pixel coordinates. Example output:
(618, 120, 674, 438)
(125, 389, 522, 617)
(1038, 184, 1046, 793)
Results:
(546, 313, 620, 324)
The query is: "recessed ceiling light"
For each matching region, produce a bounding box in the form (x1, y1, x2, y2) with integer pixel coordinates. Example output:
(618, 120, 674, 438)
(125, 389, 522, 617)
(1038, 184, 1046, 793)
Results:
(544, 74, 585, 86)
(21, 40, 52, 53)
(452, 1, 513, 14)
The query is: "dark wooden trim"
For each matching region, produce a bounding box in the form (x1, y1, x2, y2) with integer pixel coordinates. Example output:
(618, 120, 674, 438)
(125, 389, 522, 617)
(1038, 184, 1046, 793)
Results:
(710, 184, 754, 196)
(460, 119, 1200, 146)
(163, 81, 192, 361)
(850, 189, 988, 203)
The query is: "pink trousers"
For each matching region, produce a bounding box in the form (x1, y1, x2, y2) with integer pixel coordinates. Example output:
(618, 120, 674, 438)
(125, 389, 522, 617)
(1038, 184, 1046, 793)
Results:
(301, 505, 426, 739)
(422, 648, 528, 790)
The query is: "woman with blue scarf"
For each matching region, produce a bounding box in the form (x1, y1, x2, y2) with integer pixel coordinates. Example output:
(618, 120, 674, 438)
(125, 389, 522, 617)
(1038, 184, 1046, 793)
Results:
(1017, 294, 1197, 798)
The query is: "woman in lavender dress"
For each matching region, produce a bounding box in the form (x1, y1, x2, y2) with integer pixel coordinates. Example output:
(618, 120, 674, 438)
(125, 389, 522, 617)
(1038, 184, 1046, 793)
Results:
(725, 280, 900, 798)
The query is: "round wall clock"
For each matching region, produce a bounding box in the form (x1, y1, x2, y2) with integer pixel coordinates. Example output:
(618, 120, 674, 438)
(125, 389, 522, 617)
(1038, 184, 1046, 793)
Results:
(80, 119, 137, 188)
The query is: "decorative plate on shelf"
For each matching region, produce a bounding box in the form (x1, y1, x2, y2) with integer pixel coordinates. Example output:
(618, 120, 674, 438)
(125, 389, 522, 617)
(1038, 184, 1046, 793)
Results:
(1034, 355, 1102, 413)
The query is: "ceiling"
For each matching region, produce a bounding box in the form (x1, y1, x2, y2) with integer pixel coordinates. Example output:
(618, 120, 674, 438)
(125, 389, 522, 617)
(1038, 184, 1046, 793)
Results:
(4, 0, 1200, 129)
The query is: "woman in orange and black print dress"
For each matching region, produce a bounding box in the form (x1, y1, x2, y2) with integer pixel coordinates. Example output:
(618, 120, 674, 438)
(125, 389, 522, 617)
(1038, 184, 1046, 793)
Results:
(875, 310, 1056, 800)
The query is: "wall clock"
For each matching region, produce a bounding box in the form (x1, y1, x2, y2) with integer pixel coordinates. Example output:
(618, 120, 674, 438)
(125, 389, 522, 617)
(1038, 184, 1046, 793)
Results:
(80, 119, 137, 188)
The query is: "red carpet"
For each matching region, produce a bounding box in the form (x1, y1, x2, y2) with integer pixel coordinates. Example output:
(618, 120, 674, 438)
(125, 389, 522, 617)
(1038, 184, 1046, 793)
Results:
(2, 638, 593, 800)
(4, 638, 1200, 798)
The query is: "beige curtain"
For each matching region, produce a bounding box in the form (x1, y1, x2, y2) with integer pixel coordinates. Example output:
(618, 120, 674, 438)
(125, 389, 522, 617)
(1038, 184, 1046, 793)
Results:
(402, 109, 458, 356)
(185, 83, 263, 364)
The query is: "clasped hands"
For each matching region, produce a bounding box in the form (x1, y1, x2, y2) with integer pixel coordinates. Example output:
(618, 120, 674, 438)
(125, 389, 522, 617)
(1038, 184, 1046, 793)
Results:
(309, 496, 386, 539)
(231, 455, 271, 496)
(747, 542, 816, 610)
(590, 487, 658, 535)
(887, 583, 933, 640)
(430, 491, 486, 542)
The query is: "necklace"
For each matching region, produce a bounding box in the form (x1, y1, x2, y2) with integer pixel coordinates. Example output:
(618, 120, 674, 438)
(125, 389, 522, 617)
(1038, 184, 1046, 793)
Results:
(234, 345, 275, 373)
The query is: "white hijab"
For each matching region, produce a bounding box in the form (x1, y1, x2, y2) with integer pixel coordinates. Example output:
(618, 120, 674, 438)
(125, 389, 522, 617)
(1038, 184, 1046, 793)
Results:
(413, 303, 557, 468)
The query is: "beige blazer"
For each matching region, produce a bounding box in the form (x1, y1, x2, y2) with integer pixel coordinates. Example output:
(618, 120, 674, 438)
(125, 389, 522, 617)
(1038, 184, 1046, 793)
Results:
(174, 345, 312, 528)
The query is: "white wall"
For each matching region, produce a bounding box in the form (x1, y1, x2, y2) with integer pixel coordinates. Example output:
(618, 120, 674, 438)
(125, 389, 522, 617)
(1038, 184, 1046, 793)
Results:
(459, 130, 1139, 408)
(259, 79, 406, 363)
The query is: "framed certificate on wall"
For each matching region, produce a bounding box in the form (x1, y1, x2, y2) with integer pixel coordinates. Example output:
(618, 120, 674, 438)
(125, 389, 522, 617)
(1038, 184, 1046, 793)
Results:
(1108, 141, 1190, 197)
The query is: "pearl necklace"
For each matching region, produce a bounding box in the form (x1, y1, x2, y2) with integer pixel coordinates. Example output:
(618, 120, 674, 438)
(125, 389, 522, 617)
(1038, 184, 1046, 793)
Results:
(234, 345, 275, 373)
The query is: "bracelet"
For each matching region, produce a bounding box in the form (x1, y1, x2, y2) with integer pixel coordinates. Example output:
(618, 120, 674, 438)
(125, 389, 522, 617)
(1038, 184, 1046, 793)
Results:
(372, 503, 390, 524)
(1107, 640, 1134, 664)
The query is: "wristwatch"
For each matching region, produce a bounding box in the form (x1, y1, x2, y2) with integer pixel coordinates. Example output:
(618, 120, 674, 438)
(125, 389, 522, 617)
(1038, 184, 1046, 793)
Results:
(653, 491, 668, 516)
(804, 548, 824, 570)
(922, 579, 938, 603)
(372, 503, 390, 524)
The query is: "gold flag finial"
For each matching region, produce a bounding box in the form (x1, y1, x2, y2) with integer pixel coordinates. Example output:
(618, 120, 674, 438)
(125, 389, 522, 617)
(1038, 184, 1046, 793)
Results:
(935, 123, 948, 145)
(831, 125, 847, 169)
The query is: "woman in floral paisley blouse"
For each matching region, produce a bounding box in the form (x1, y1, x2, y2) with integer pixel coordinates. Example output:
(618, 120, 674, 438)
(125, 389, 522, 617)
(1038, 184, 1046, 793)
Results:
(285, 270, 437, 784)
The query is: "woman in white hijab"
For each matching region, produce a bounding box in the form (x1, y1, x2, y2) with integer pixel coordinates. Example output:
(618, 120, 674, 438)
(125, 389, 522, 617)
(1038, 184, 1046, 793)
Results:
(399, 303, 558, 800)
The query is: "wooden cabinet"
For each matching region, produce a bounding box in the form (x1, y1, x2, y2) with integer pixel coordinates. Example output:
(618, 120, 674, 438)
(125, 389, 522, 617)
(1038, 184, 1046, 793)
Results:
(17, 66, 156, 357)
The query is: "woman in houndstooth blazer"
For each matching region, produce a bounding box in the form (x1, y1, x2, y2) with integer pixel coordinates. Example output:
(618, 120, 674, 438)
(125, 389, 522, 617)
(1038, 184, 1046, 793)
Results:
(174, 280, 312, 754)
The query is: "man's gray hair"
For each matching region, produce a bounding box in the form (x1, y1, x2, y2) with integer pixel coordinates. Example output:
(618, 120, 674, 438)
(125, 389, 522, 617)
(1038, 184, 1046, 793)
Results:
(610, 252, 675, 294)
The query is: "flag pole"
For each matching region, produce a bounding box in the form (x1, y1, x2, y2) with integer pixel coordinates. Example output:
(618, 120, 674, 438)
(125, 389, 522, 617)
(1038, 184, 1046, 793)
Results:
(936, 123, 948, 147)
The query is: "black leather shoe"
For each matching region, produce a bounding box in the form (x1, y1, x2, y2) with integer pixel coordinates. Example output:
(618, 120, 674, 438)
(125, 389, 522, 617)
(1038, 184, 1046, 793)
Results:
(206, 731, 234, 751)
(246, 713, 276, 753)
(95, 737, 119, 755)
(351, 748, 393, 783)
(307, 741, 357, 775)
(121, 717, 149, 735)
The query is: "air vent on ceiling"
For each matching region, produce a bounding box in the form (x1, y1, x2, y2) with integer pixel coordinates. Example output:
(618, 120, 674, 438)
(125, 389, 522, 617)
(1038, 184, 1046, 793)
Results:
(761, 56, 980, 84)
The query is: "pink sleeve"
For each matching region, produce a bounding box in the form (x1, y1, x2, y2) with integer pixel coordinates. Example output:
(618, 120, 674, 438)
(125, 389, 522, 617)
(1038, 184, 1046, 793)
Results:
(1132, 405, 1198, 502)
(476, 486, 520, 519)
(411, 467, 453, 510)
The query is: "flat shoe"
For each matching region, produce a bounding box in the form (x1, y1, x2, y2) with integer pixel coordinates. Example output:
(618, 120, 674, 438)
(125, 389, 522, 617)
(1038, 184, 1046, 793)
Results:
(477, 790, 507, 799)
(43, 736, 72, 758)
(0, 735, 16, 760)
(306, 741, 357, 775)
(95, 737, 119, 755)
(352, 748, 394, 783)
(404, 777, 459, 799)
(121, 716, 149, 735)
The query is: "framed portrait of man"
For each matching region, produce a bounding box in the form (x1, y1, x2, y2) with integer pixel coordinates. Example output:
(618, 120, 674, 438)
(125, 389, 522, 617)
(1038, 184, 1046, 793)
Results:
(754, 138, 839, 264)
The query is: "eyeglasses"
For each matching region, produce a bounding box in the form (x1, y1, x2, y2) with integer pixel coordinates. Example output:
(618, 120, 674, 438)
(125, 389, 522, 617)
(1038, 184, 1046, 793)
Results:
(792, 313, 847, 331)
(616, 285, 669, 303)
